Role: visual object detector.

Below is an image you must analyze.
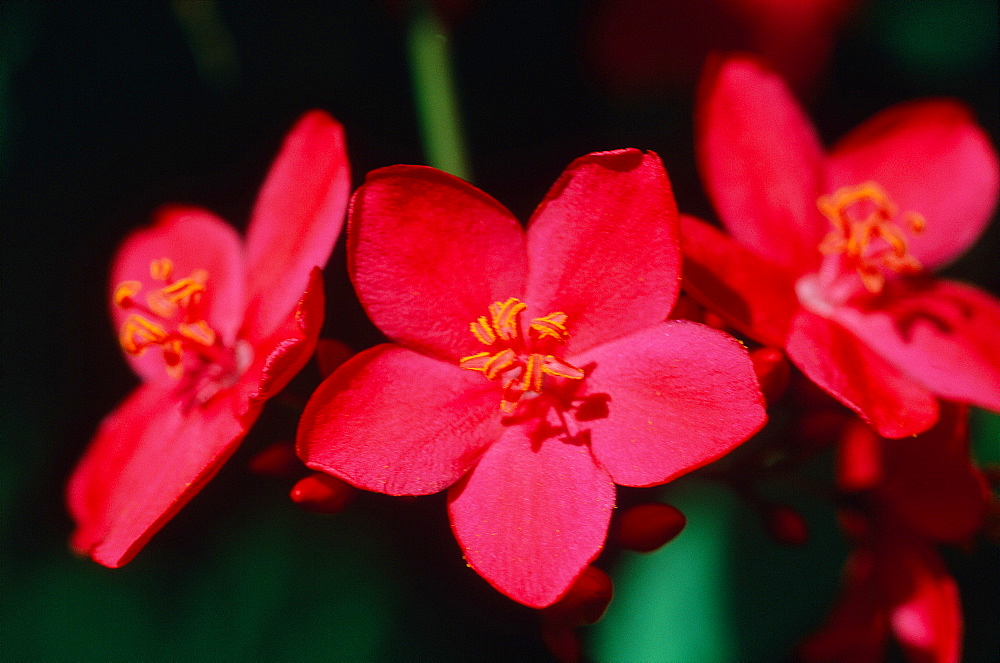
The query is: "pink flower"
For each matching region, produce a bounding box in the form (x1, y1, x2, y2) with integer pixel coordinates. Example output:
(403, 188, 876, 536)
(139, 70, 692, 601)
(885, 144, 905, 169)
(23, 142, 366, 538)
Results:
(297, 150, 766, 607)
(682, 54, 1000, 437)
(800, 404, 989, 663)
(67, 111, 350, 567)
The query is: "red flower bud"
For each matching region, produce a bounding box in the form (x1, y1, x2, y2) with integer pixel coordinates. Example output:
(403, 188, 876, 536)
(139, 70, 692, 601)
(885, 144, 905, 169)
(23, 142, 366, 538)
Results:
(290, 472, 356, 514)
(248, 442, 301, 478)
(541, 624, 580, 663)
(750, 346, 790, 407)
(765, 505, 809, 547)
(615, 502, 686, 552)
(542, 565, 614, 629)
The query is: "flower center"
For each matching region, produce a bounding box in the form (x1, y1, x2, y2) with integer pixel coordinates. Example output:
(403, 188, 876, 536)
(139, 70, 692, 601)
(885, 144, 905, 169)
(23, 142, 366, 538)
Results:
(459, 297, 585, 413)
(113, 257, 222, 380)
(816, 181, 925, 295)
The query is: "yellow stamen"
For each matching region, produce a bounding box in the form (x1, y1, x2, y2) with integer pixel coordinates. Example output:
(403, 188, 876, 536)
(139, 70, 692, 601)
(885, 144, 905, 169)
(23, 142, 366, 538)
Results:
(817, 182, 925, 294)
(119, 314, 169, 354)
(484, 348, 518, 380)
(470, 316, 496, 346)
(530, 311, 569, 342)
(150, 257, 174, 281)
(178, 320, 216, 347)
(542, 356, 585, 380)
(460, 298, 584, 413)
(114, 281, 143, 308)
(113, 259, 219, 379)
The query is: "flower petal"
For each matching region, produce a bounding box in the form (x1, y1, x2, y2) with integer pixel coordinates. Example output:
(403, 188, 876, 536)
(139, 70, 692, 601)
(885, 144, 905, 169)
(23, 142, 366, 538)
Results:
(524, 149, 680, 355)
(679, 214, 799, 347)
(240, 268, 326, 409)
(797, 548, 890, 663)
(696, 54, 826, 272)
(244, 111, 350, 341)
(831, 279, 1000, 412)
(67, 384, 246, 567)
(786, 310, 938, 438)
(886, 535, 963, 663)
(112, 206, 245, 385)
(447, 424, 615, 608)
(880, 402, 990, 543)
(575, 320, 766, 486)
(297, 344, 503, 495)
(349, 166, 527, 361)
(827, 100, 1000, 271)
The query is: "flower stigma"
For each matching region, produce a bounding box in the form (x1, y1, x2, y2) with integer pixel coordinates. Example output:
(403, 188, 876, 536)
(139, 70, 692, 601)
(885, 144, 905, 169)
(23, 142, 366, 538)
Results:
(459, 297, 585, 413)
(816, 181, 925, 295)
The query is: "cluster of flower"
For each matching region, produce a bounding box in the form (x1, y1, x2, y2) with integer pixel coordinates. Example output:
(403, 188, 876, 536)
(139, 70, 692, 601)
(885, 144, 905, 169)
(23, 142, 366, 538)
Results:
(68, 53, 997, 662)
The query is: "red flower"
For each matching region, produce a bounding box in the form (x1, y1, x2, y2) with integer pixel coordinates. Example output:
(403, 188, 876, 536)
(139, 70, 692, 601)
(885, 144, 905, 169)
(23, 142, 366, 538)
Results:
(67, 111, 350, 567)
(682, 54, 1000, 437)
(800, 404, 990, 663)
(297, 150, 766, 607)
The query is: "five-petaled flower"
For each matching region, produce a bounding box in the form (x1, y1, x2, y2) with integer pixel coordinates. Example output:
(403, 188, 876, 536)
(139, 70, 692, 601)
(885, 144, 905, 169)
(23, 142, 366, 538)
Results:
(681, 54, 1000, 438)
(67, 111, 350, 567)
(297, 149, 766, 607)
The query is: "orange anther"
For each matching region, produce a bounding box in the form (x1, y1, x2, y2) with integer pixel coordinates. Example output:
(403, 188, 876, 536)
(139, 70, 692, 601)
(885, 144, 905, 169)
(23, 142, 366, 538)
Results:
(484, 348, 517, 380)
(119, 314, 168, 354)
(542, 356, 585, 380)
(470, 316, 497, 346)
(113, 281, 143, 308)
(150, 257, 174, 281)
(817, 182, 924, 294)
(530, 311, 569, 342)
(460, 299, 585, 412)
(520, 353, 544, 392)
(459, 352, 492, 371)
(178, 320, 216, 347)
(489, 297, 526, 341)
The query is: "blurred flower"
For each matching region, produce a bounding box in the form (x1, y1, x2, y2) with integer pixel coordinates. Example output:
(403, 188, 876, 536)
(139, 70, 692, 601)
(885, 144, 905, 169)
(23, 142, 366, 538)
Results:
(67, 111, 350, 567)
(298, 150, 765, 607)
(800, 403, 989, 662)
(682, 54, 1000, 438)
(585, 0, 859, 98)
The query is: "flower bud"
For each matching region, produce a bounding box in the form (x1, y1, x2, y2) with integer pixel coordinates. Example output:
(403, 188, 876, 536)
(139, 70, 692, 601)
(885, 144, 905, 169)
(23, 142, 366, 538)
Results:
(542, 565, 614, 628)
(541, 624, 580, 663)
(765, 504, 809, 546)
(749, 346, 790, 407)
(615, 502, 686, 552)
(248, 441, 301, 478)
(290, 472, 356, 514)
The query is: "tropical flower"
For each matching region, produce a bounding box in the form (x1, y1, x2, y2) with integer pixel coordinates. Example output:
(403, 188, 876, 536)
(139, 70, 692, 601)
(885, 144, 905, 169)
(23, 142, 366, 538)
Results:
(681, 54, 1000, 437)
(297, 150, 766, 607)
(800, 404, 989, 663)
(67, 111, 350, 567)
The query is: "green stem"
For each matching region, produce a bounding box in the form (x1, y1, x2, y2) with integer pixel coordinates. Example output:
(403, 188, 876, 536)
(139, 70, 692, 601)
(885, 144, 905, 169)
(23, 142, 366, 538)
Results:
(406, 2, 471, 181)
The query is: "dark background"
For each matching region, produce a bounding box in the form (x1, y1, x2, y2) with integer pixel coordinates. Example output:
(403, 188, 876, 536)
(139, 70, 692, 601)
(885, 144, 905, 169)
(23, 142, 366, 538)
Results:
(3, 1, 997, 659)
